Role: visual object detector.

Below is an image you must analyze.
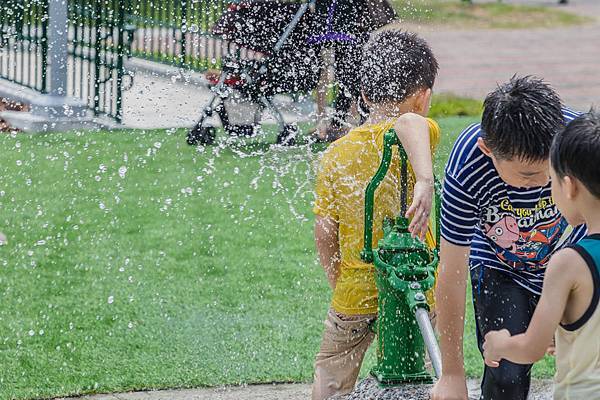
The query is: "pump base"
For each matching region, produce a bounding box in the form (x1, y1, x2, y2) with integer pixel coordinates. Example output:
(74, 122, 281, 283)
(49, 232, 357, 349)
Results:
(336, 377, 489, 400)
(370, 368, 433, 387)
(334, 377, 432, 400)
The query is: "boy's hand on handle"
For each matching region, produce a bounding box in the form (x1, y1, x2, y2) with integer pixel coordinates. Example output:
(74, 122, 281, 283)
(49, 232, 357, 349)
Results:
(482, 329, 510, 368)
(392, 113, 433, 241)
(406, 178, 433, 240)
(431, 374, 468, 400)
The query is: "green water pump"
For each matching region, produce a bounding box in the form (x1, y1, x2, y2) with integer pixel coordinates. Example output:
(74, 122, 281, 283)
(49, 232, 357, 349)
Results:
(360, 129, 442, 386)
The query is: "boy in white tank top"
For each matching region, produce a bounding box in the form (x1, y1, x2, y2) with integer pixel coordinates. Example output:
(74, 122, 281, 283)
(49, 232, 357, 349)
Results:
(483, 111, 600, 399)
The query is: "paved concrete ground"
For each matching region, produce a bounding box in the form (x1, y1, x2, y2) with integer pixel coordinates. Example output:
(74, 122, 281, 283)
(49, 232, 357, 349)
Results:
(59, 379, 554, 400)
(409, 0, 600, 111)
(121, 71, 314, 130)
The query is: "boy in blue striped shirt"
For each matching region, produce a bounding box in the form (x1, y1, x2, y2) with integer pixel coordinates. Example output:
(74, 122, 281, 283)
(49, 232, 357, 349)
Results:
(431, 76, 586, 400)
(483, 111, 600, 399)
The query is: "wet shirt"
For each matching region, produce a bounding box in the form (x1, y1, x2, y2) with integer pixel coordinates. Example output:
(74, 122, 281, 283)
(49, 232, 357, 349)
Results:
(313, 118, 440, 315)
(441, 109, 586, 295)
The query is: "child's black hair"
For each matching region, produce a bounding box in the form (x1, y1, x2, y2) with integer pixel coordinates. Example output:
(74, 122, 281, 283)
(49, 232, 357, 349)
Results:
(551, 110, 600, 198)
(360, 30, 438, 104)
(481, 75, 564, 162)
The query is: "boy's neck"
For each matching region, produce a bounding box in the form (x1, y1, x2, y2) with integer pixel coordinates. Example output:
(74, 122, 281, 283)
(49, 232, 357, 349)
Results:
(367, 100, 422, 124)
(580, 197, 600, 235)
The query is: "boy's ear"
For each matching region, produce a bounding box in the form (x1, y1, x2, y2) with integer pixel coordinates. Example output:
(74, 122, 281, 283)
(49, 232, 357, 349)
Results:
(563, 175, 579, 200)
(415, 88, 432, 114)
(477, 138, 494, 158)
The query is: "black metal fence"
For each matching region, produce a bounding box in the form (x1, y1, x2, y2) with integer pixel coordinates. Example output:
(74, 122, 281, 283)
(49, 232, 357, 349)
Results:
(0, 0, 229, 122)
(68, 0, 129, 122)
(126, 0, 226, 71)
(0, 0, 130, 122)
(0, 0, 49, 93)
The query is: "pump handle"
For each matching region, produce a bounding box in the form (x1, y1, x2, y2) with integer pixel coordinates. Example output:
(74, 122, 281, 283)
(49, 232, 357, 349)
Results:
(360, 128, 442, 262)
(360, 130, 402, 263)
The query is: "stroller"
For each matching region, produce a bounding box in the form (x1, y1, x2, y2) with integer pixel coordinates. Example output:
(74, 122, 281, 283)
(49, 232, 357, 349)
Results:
(187, 0, 321, 146)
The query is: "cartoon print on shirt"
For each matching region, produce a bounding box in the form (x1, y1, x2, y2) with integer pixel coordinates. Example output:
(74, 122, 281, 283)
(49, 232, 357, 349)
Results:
(484, 215, 519, 251)
(508, 218, 568, 268)
(482, 196, 572, 271)
(520, 219, 565, 245)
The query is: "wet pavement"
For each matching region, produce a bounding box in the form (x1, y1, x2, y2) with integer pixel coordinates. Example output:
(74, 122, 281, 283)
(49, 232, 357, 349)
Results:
(59, 378, 554, 400)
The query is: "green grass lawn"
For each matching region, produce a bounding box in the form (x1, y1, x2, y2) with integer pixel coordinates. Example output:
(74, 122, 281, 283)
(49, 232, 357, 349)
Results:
(0, 116, 553, 399)
(392, 0, 591, 29)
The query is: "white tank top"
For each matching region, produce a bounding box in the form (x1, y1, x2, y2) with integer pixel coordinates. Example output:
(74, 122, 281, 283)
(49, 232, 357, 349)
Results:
(554, 236, 600, 400)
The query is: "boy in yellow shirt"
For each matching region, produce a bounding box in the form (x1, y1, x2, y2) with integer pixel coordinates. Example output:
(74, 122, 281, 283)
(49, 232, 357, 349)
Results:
(311, 30, 441, 400)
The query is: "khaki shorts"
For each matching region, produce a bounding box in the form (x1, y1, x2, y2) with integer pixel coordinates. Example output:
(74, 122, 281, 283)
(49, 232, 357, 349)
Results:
(311, 307, 437, 400)
(311, 308, 377, 400)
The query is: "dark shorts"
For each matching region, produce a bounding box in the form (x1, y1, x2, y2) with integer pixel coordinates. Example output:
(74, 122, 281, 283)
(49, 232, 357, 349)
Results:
(471, 265, 541, 400)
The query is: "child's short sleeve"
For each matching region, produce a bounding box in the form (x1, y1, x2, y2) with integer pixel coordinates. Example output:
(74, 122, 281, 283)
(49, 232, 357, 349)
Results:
(313, 150, 339, 221)
(427, 118, 441, 154)
(441, 172, 479, 246)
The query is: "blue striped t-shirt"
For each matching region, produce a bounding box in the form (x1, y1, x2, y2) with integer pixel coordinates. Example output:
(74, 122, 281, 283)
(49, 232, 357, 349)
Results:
(441, 109, 587, 294)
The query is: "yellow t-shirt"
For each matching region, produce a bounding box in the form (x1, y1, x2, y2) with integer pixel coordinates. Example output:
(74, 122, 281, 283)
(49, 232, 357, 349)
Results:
(313, 118, 441, 315)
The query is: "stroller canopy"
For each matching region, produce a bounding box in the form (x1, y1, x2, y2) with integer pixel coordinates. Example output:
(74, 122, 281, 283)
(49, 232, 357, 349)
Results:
(212, 1, 316, 55)
(212, 1, 322, 94)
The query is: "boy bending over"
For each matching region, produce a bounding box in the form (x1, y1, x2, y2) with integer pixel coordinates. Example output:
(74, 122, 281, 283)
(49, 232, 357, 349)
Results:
(483, 111, 600, 399)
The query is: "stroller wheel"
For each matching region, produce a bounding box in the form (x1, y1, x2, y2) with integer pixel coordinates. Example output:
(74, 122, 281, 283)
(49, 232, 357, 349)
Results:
(276, 124, 298, 146)
(187, 126, 216, 146)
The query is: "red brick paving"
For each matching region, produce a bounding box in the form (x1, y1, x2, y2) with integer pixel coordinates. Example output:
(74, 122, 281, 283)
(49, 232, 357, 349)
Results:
(407, 0, 600, 110)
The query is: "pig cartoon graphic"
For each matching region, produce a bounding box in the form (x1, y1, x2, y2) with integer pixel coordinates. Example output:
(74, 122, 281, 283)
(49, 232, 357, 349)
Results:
(484, 215, 519, 251)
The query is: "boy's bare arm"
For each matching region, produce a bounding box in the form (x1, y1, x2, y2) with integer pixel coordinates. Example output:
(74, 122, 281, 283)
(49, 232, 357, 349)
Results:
(483, 249, 585, 366)
(315, 215, 341, 289)
(431, 239, 471, 400)
(393, 113, 433, 239)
